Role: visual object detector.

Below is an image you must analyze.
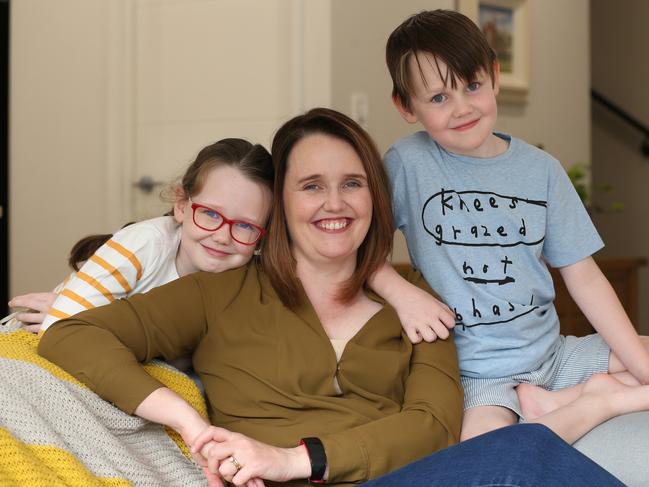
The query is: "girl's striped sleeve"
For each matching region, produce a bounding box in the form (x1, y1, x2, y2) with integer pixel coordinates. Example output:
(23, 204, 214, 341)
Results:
(42, 225, 161, 330)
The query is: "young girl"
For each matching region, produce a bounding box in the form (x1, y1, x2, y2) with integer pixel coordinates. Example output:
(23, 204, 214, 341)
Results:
(6, 138, 274, 333)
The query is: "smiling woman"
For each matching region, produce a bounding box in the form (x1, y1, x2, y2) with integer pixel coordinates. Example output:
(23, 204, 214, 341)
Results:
(283, 134, 373, 270)
(264, 109, 394, 308)
(39, 108, 463, 486)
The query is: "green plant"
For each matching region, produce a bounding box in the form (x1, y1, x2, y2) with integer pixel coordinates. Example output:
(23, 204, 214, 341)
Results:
(566, 163, 589, 204)
(566, 162, 624, 213)
(535, 144, 623, 213)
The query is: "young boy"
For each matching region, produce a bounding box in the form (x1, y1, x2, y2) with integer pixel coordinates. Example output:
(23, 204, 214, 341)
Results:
(382, 9, 649, 440)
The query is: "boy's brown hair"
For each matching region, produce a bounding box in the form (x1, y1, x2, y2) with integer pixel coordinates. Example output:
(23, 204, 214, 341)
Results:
(386, 9, 497, 111)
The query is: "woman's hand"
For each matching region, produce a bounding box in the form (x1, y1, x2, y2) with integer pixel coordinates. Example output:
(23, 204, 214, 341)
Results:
(8, 292, 57, 332)
(191, 426, 311, 486)
(393, 285, 456, 343)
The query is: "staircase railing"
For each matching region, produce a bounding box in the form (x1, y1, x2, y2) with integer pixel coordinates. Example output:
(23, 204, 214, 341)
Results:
(591, 89, 649, 158)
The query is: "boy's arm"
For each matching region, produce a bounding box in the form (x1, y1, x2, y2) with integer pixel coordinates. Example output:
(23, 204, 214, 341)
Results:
(368, 261, 456, 343)
(559, 256, 649, 384)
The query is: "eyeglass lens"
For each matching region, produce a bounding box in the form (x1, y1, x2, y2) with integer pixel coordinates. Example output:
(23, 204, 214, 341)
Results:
(193, 206, 261, 244)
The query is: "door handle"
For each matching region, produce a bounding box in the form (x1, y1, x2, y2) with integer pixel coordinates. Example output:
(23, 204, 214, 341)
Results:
(133, 175, 165, 193)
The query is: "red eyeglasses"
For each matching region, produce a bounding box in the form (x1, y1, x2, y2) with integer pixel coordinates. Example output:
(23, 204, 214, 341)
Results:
(189, 200, 266, 245)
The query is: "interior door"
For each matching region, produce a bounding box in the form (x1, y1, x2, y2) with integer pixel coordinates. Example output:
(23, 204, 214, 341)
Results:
(130, 0, 330, 220)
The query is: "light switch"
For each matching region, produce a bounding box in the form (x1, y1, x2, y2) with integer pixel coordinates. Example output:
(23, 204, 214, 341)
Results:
(351, 92, 369, 129)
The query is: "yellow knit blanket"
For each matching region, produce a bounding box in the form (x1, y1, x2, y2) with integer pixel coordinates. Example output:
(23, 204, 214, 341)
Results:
(0, 331, 209, 486)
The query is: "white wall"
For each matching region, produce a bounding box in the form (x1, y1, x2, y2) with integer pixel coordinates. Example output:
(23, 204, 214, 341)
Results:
(496, 0, 590, 169)
(591, 0, 649, 333)
(10, 0, 592, 294)
(330, 0, 591, 262)
(11, 0, 115, 294)
(9, 0, 330, 296)
(331, 0, 454, 155)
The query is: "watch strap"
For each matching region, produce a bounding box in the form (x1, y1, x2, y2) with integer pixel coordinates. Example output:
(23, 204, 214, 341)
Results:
(300, 437, 327, 483)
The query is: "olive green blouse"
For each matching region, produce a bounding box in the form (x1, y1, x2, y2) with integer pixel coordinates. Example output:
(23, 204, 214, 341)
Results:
(39, 264, 462, 486)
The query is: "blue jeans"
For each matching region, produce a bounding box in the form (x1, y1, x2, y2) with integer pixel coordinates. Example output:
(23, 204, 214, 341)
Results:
(365, 424, 624, 486)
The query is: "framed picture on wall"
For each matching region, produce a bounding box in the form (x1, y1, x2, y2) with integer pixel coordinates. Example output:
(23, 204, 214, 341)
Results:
(457, 0, 530, 103)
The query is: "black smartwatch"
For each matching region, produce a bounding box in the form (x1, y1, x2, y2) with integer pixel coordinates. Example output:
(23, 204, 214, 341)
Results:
(300, 437, 327, 483)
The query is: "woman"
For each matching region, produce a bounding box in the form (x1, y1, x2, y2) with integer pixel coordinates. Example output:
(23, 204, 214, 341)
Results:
(39, 109, 623, 486)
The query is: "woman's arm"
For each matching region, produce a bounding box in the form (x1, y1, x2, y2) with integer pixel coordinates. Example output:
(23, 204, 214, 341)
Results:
(559, 256, 649, 384)
(38, 272, 212, 413)
(319, 333, 462, 484)
(317, 270, 462, 484)
(191, 270, 461, 486)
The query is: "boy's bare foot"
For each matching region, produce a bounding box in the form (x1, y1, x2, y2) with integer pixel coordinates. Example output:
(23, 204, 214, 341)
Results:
(581, 373, 649, 415)
(581, 373, 624, 394)
(518, 374, 649, 423)
(517, 383, 564, 420)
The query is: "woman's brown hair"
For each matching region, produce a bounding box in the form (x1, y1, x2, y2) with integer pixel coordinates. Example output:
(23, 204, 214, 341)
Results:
(68, 138, 273, 270)
(262, 108, 394, 307)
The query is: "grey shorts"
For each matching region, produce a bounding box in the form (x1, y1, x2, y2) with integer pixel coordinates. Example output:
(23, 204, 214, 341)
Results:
(461, 334, 610, 419)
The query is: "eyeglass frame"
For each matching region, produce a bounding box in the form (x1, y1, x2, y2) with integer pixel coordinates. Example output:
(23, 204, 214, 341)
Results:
(188, 198, 267, 246)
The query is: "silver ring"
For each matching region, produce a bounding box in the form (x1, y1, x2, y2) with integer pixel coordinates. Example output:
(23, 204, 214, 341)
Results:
(228, 455, 242, 471)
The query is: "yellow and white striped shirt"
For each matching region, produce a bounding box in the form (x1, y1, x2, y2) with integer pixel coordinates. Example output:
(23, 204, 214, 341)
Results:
(42, 216, 181, 331)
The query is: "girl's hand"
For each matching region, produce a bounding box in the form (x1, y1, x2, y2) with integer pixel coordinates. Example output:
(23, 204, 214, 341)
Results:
(131, 389, 227, 486)
(8, 292, 57, 332)
(191, 426, 311, 485)
(190, 432, 257, 487)
(176, 415, 212, 456)
(394, 285, 456, 343)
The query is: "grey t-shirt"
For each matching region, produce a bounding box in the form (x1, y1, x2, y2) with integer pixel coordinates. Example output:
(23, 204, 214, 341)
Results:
(385, 132, 603, 378)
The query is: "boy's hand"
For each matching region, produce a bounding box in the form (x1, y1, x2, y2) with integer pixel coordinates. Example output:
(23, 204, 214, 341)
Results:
(366, 261, 456, 343)
(394, 286, 456, 343)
